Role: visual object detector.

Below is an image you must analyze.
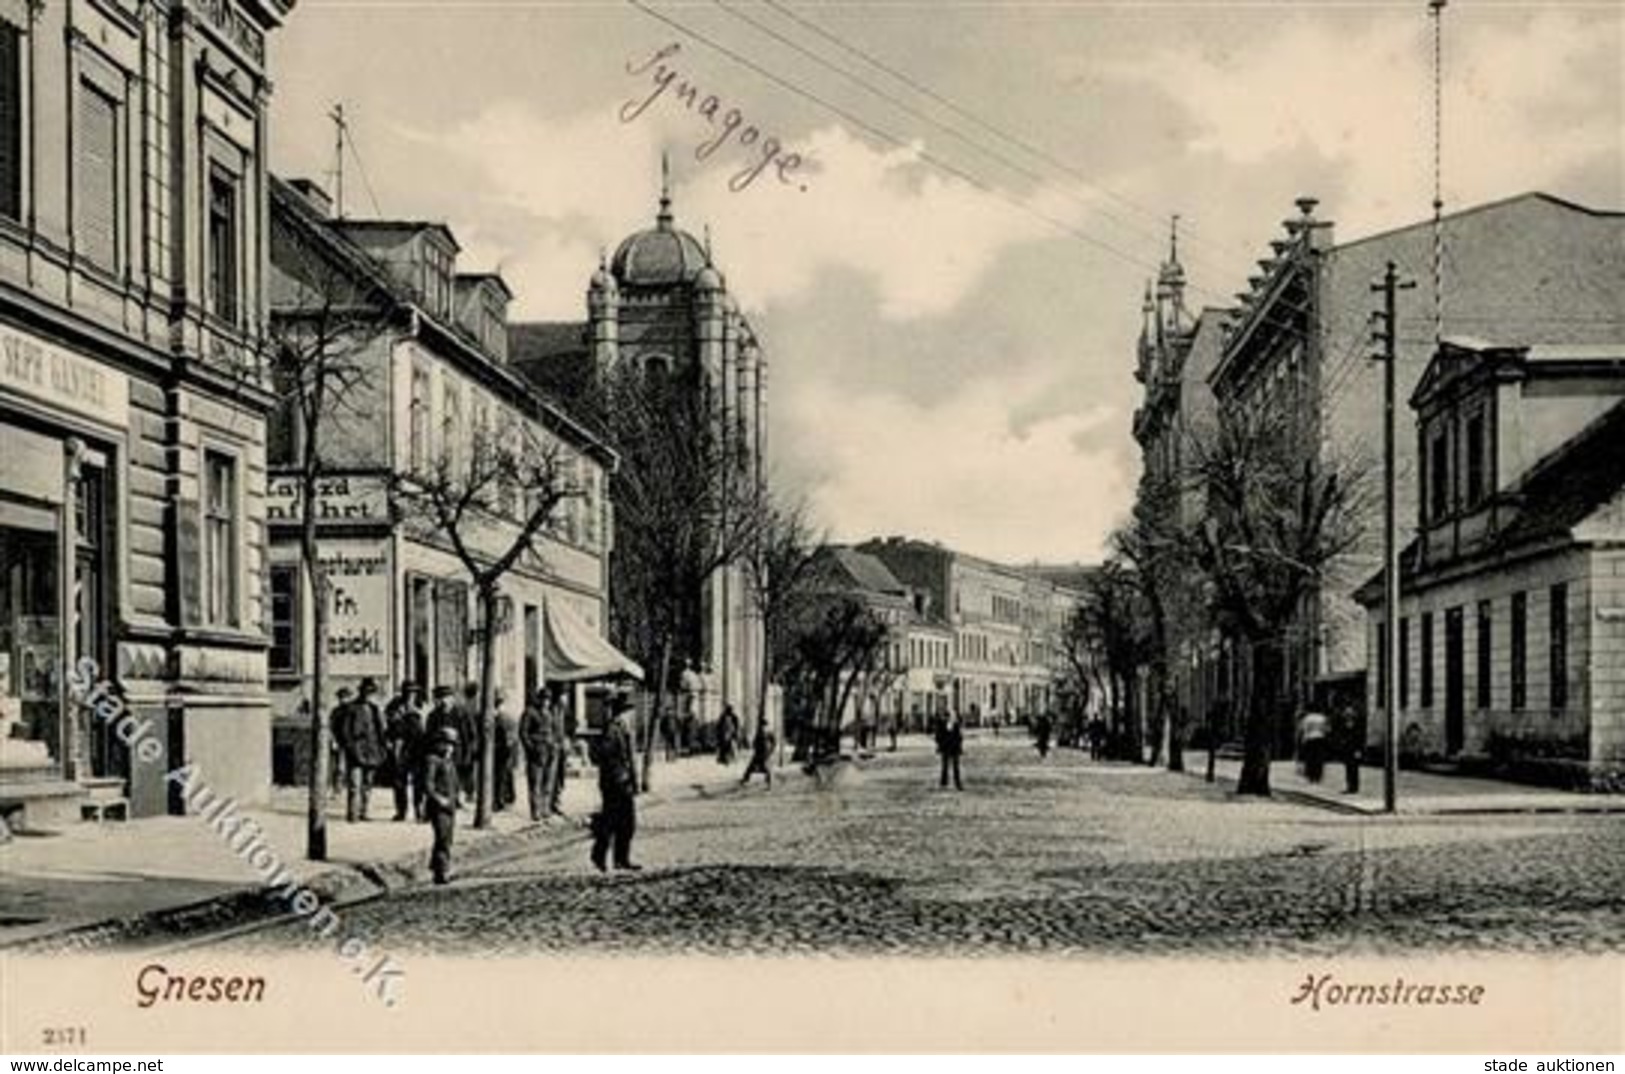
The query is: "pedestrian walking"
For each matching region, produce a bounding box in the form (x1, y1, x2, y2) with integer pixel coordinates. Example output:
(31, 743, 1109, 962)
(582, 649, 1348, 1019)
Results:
(1297, 708, 1331, 784)
(716, 704, 740, 765)
(935, 711, 964, 791)
(1335, 702, 1364, 794)
(1033, 711, 1054, 759)
(385, 681, 426, 821)
(1087, 715, 1107, 761)
(589, 694, 641, 872)
(335, 679, 387, 822)
(423, 726, 460, 885)
(740, 720, 775, 788)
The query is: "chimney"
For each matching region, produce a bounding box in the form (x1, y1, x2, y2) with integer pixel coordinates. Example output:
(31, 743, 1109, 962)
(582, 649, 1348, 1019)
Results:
(288, 178, 333, 218)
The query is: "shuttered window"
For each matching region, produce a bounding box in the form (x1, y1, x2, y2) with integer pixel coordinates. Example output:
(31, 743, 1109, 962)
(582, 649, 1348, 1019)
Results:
(0, 22, 20, 222)
(75, 83, 119, 270)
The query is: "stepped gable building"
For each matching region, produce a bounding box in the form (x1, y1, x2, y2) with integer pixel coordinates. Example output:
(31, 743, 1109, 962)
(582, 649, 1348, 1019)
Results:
(1207, 192, 1623, 753)
(511, 163, 768, 730)
(0, 0, 296, 825)
(266, 177, 626, 783)
(1355, 339, 1625, 785)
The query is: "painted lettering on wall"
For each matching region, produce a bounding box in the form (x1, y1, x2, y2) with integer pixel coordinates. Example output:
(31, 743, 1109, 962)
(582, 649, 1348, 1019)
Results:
(320, 543, 390, 677)
(0, 326, 130, 425)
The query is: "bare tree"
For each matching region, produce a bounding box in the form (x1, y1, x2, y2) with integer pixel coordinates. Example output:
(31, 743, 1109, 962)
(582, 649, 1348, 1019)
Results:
(598, 363, 765, 791)
(1188, 405, 1373, 796)
(1077, 559, 1150, 760)
(266, 220, 394, 862)
(780, 594, 893, 762)
(391, 418, 581, 828)
(742, 495, 825, 749)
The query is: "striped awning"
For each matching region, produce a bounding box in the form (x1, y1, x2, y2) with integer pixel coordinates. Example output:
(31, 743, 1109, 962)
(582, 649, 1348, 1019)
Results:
(543, 598, 643, 683)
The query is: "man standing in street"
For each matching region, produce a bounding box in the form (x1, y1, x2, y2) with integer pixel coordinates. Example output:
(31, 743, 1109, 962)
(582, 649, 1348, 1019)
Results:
(716, 704, 740, 766)
(519, 687, 555, 823)
(590, 694, 641, 872)
(1297, 708, 1331, 784)
(336, 679, 387, 822)
(455, 683, 482, 805)
(1033, 711, 1054, 760)
(385, 681, 426, 821)
(936, 711, 964, 791)
(423, 726, 460, 885)
(549, 687, 571, 816)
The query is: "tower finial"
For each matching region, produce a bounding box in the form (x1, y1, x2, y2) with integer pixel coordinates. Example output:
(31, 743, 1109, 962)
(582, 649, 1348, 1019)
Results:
(704, 223, 713, 261)
(657, 151, 673, 229)
(1169, 213, 1180, 266)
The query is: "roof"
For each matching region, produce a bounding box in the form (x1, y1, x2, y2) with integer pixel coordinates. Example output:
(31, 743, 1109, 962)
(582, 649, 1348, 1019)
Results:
(456, 273, 513, 301)
(510, 321, 589, 363)
(826, 547, 910, 598)
(1330, 191, 1621, 254)
(332, 218, 461, 253)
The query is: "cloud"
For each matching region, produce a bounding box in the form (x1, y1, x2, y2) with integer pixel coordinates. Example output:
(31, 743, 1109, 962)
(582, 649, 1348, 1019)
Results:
(788, 371, 1129, 564)
(413, 102, 1100, 321)
(1102, 9, 1621, 237)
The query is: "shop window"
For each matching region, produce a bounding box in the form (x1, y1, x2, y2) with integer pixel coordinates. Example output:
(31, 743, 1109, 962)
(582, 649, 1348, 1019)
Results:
(405, 573, 434, 689)
(1510, 591, 1527, 711)
(0, 496, 63, 772)
(0, 21, 20, 222)
(75, 81, 119, 271)
(208, 168, 240, 324)
(203, 451, 238, 627)
(1549, 583, 1568, 712)
(434, 578, 467, 690)
(269, 565, 299, 675)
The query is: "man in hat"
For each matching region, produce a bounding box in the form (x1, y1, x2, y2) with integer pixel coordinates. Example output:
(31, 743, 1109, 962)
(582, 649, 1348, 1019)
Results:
(385, 681, 426, 821)
(423, 726, 460, 884)
(590, 693, 640, 872)
(519, 687, 554, 823)
(335, 679, 387, 821)
(455, 682, 483, 805)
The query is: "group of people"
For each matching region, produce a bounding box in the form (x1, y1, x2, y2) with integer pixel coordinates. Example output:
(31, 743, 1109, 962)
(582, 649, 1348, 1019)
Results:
(327, 679, 580, 884)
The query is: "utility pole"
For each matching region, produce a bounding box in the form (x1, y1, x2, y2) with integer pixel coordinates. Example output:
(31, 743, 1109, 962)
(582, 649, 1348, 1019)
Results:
(1372, 260, 1414, 814)
(329, 103, 347, 220)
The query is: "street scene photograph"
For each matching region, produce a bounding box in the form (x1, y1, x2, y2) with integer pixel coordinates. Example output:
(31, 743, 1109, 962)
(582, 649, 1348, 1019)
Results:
(0, 0, 1622, 1054)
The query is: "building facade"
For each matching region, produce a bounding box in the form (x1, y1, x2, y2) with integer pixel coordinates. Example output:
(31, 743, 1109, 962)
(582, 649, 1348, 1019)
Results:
(1209, 192, 1624, 752)
(858, 538, 1085, 729)
(265, 177, 622, 782)
(1355, 340, 1625, 785)
(512, 170, 768, 730)
(0, 0, 294, 825)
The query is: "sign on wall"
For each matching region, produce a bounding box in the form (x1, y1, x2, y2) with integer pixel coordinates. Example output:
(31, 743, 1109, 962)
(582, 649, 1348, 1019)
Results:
(321, 540, 391, 678)
(267, 474, 388, 526)
(0, 325, 130, 427)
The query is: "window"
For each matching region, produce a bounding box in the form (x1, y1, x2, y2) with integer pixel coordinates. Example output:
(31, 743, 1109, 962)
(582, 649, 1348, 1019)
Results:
(1549, 583, 1568, 711)
(1429, 428, 1450, 522)
(0, 21, 20, 222)
(1399, 617, 1410, 709)
(1465, 412, 1487, 507)
(1476, 599, 1492, 710)
(442, 383, 462, 476)
(75, 82, 119, 270)
(269, 565, 299, 674)
(409, 365, 431, 473)
(208, 169, 239, 323)
(1420, 611, 1434, 709)
(203, 451, 238, 627)
(422, 240, 451, 318)
(1510, 591, 1527, 711)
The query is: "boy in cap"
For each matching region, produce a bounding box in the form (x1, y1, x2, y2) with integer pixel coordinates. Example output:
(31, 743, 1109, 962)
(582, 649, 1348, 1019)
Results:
(424, 726, 460, 885)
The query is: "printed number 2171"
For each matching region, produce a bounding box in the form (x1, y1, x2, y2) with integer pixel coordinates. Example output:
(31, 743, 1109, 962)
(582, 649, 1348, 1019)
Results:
(42, 1027, 89, 1047)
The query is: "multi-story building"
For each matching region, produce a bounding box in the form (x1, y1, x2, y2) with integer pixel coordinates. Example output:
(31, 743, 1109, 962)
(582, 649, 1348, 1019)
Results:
(1355, 340, 1625, 785)
(0, 0, 295, 825)
(1209, 192, 1623, 753)
(510, 168, 767, 731)
(265, 177, 625, 783)
(858, 538, 1086, 728)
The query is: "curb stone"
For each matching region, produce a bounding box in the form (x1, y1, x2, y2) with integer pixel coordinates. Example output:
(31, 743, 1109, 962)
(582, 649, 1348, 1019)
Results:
(0, 769, 734, 953)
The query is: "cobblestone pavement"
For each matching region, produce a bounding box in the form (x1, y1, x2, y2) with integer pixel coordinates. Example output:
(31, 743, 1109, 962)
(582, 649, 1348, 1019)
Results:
(222, 735, 1625, 957)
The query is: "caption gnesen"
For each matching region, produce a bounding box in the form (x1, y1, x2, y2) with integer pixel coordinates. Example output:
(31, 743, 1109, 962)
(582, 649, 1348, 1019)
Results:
(1290, 972, 1485, 1012)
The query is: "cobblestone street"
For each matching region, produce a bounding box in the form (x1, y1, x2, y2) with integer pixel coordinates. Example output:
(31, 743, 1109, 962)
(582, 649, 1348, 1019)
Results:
(223, 735, 1625, 957)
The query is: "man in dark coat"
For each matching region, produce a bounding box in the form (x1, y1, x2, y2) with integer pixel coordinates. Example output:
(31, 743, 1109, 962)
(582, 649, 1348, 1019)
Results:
(453, 683, 483, 804)
(590, 694, 641, 872)
(385, 681, 426, 821)
(1034, 711, 1054, 760)
(493, 688, 518, 812)
(740, 720, 775, 788)
(336, 678, 387, 821)
(423, 726, 460, 885)
(519, 688, 554, 822)
(935, 711, 964, 791)
(716, 705, 740, 765)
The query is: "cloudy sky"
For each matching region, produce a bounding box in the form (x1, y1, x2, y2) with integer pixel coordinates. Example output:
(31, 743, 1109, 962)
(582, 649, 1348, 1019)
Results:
(268, 0, 1622, 564)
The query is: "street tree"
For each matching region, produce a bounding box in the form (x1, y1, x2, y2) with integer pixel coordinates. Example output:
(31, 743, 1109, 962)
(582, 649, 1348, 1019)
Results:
(265, 208, 395, 862)
(391, 418, 581, 828)
(742, 495, 825, 750)
(1188, 405, 1372, 796)
(780, 594, 893, 762)
(596, 362, 765, 791)
(1077, 559, 1150, 760)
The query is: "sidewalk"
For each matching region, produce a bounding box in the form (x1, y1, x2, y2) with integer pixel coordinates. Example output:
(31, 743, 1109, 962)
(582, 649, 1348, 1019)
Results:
(1198, 755, 1625, 815)
(0, 750, 740, 951)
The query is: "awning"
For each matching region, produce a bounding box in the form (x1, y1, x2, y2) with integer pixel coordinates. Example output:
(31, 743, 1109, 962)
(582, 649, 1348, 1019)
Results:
(544, 598, 643, 683)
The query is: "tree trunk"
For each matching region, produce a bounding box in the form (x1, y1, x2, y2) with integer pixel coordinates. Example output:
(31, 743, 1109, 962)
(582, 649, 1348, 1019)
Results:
(1165, 683, 1185, 773)
(1204, 703, 1218, 783)
(1236, 639, 1276, 796)
(302, 479, 330, 862)
(639, 638, 672, 793)
(474, 584, 498, 829)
